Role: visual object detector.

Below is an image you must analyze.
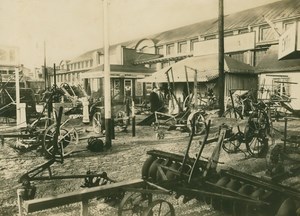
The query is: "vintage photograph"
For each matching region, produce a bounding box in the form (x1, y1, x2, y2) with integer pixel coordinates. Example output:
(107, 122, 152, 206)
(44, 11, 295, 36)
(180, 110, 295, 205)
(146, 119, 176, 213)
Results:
(1, 0, 300, 215)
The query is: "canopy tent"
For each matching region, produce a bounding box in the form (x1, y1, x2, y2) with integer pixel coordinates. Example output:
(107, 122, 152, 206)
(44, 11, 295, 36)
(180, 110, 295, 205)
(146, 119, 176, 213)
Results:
(138, 54, 254, 83)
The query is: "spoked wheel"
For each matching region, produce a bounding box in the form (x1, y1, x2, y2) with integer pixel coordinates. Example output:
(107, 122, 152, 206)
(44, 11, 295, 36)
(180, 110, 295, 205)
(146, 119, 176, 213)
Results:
(118, 192, 152, 216)
(244, 110, 269, 157)
(222, 131, 243, 153)
(92, 111, 102, 134)
(187, 110, 205, 135)
(43, 124, 78, 158)
(223, 108, 243, 119)
(142, 199, 175, 216)
(245, 133, 268, 157)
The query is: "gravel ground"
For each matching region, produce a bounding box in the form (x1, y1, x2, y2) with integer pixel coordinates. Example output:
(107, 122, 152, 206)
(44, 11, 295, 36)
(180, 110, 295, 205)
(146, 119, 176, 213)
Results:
(0, 116, 299, 216)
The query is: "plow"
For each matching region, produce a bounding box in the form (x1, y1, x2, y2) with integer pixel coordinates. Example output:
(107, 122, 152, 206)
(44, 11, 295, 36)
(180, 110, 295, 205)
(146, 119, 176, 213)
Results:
(17, 116, 300, 216)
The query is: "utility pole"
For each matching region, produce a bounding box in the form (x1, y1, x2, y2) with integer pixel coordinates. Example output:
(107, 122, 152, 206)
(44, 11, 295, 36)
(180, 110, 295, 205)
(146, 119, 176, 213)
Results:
(218, 0, 225, 117)
(44, 41, 47, 90)
(103, 0, 112, 148)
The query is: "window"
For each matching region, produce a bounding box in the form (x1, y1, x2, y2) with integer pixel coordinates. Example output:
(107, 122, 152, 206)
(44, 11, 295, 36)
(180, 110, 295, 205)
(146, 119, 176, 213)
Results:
(90, 60, 93, 67)
(74, 63, 77, 70)
(85, 61, 88, 68)
(204, 35, 216, 40)
(239, 28, 249, 34)
(166, 44, 174, 55)
(156, 46, 164, 55)
(224, 31, 233, 37)
(272, 77, 290, 98)
(259, 26, 276, 42)
(124, 79, 132, 97)
(178, 41, 187, 53)
(190, 38, 199, 51)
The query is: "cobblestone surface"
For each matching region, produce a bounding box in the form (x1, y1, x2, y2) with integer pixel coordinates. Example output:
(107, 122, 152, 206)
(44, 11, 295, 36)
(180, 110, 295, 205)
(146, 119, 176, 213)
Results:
(0, 117, 299, 215)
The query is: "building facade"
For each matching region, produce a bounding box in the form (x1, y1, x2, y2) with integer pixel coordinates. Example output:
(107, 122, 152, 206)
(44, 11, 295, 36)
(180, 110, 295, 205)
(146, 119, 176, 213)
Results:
(51, 0, 300, 107)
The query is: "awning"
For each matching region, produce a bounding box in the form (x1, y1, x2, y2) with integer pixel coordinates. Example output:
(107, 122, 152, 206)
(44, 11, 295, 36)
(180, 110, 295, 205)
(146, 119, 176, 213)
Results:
(138, 54, 254, 83)
(81, 64, 155, 79)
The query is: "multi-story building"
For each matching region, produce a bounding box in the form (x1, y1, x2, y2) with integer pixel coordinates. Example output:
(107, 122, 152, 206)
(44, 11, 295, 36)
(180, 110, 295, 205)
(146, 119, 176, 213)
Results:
(51, 0, 300, 108)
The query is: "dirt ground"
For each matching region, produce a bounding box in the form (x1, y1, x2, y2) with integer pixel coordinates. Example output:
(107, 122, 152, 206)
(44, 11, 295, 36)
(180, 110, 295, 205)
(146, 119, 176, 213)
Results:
(0, 115, 299, 216)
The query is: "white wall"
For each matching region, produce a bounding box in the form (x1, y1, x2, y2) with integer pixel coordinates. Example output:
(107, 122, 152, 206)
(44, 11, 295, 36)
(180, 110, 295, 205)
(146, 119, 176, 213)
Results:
(259, 72, 300, 110)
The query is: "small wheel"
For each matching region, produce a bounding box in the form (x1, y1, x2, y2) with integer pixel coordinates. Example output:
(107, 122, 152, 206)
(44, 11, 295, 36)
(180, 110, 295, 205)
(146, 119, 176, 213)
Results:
(187, 110, 206, 135)
(142, 199, 175, 216)
(118, 192, 152, 216)
(43, 124, 78, 158)
(244, 123, 268, 157)
(222, 132, 243, 153)
(246, 135, 268, 157)
(244, 110, 269, 157)
(92, 112, 102, 134)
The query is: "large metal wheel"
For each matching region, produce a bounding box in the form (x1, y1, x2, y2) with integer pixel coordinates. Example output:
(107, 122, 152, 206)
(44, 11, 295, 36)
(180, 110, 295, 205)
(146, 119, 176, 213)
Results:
(92, 111, 102, 134)
(118, 192, 152, 216)
(187, 110, 206, 135)
(43, 124, 78, 158)
(244, 109, 269, 157)
(142, 199, 175, 216)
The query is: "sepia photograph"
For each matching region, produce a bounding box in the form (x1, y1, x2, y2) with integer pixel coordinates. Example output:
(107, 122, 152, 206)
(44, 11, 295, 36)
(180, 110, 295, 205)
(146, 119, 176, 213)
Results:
(0, 0, 300, 215)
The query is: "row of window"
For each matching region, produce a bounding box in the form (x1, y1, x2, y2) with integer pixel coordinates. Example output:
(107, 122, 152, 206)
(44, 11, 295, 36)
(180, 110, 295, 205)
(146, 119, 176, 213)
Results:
(156, 21, 296, 56)
(156, 38, 199, 56)
(0, 70, 14, 75)
(55, 72, 80, 83)
(68, 60, 93, 71)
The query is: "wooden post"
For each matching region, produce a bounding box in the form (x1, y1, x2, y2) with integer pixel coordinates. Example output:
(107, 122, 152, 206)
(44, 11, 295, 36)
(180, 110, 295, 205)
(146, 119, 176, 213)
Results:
(80, 199, 88, 216)
(103, 0, 112, 148)
(218, 0, 225, 117)
(193, 69, 198, 109)
(17, 188, 25, 216)
(132, 100, 135, 137)
(53, 63, 56, 89)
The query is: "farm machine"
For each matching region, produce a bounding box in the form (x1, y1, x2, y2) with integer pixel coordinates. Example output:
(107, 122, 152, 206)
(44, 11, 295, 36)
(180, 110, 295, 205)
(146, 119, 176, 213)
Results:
(18, 117, 300, 216)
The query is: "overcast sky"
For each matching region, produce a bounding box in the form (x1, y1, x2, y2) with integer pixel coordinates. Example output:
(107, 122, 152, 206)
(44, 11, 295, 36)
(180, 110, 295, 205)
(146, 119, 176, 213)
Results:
(0, 0, 280, 69)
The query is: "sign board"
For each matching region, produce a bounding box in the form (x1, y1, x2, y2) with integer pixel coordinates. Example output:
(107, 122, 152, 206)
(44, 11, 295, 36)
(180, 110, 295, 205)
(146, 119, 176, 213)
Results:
(278, 22, 300, 60)
(194, 32, 255, 56)
(0, 46, 19, 66)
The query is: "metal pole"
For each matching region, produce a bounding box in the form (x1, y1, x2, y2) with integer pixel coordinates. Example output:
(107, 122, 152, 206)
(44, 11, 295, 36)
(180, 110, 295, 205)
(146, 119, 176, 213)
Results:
(218, 0, 225, 117)
(103, 0, 112, 148)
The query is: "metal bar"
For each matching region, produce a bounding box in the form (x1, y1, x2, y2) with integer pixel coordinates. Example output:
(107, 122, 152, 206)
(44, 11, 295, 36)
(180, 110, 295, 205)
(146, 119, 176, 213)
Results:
(189, 120, 211, 183)
(284, 117, 288, 152)
(175, 187, 269, 205)
(24, 179, 145, 213)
